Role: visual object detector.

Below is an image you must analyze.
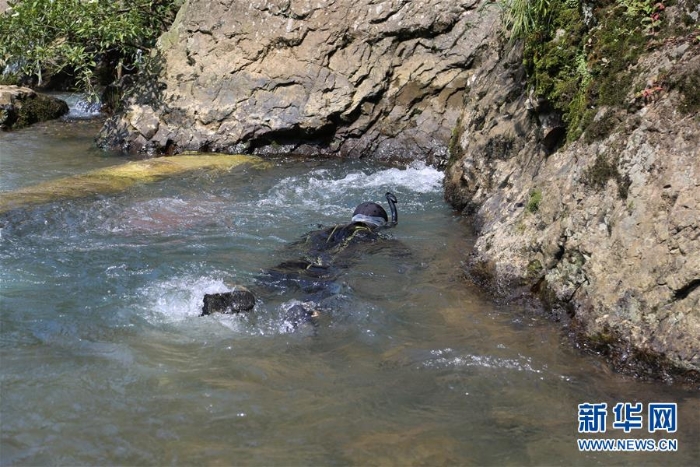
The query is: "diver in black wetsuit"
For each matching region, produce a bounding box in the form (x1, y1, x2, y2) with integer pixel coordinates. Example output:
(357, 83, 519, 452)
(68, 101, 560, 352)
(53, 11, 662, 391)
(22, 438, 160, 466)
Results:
(201, 192, 399, 318)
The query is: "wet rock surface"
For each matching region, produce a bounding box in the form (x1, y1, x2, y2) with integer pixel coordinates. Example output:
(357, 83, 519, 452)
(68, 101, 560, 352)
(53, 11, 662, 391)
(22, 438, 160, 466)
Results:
(0, 85, 69, 130)
(444, 38, 700, 382)
(98, 0, 499, 163)
(202, 288, 256, 315)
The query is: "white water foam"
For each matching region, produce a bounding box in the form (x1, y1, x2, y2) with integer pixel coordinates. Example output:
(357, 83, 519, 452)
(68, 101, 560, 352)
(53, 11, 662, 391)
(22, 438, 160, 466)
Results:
(139, 275, 231, 322)
(261, 162, 444, 219)
(51, 93, 102, 119)
(304, 161, 444, 194)
(422, 348, 544, 375)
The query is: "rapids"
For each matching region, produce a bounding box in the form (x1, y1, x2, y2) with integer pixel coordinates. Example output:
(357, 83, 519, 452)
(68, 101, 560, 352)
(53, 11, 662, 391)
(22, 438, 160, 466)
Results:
(1, 116, 698, 465)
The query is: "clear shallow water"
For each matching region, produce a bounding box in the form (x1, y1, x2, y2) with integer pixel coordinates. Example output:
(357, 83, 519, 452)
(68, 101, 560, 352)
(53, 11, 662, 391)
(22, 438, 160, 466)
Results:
(1, 120, 699, 466)
(0, 118, 123, 192)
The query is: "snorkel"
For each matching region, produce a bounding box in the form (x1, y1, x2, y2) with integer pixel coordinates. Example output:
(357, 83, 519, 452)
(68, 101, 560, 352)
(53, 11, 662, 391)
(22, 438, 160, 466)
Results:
(385, 192, 397, 227)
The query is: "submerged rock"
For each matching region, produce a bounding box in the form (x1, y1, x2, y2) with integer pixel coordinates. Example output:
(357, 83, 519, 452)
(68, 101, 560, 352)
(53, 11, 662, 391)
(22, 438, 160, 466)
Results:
(98, 0, 499, 163)
(0, 154, 268, 214)
(0, 85, 69, 130)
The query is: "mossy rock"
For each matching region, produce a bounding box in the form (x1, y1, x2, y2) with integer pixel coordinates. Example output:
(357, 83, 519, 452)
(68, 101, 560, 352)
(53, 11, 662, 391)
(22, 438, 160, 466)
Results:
(521, 0, 683, 143)
(667, 66, 700, 115)
(0, 154, 269, 214)
(0, 86, 69, 130)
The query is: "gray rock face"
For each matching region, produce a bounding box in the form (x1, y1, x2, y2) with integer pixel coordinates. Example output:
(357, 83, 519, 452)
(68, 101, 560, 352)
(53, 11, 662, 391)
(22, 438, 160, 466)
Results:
(444, 39, 700, 381)
(98, 0, 499, 162)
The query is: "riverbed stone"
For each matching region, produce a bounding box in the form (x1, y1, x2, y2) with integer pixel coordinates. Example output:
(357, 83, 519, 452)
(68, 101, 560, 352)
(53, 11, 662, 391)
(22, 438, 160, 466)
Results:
(0, 85, 69, 130)
(444, 36, 700, 381)
(98, 0, 499, 162)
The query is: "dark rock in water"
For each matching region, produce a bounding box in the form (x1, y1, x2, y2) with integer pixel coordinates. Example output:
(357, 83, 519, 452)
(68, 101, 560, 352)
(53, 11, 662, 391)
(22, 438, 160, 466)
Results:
(201, 288, 256, 316)
(283, 302, 321, 330)
(0, 85, 69, 130)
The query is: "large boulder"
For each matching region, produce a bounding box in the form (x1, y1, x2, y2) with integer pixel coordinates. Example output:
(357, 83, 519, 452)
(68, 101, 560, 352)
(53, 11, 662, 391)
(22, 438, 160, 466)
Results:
(0, 85, 69, 130)
(98, 0, 499, 163)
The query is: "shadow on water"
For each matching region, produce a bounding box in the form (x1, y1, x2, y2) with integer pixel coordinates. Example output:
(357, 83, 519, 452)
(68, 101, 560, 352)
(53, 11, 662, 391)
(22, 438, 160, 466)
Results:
(0, 120, 699, 465)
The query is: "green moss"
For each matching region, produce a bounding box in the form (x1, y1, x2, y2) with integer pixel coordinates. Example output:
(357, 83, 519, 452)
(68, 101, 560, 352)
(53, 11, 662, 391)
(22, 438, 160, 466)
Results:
(0, 74, 20, 85)
(527, 188, 543, 213)
(583, 111, 620, 144)
(526, 259, 544, 279)
(518, 0, 692, 144)
(588, 329, 618, 354)
(583, 153, 617, 188)
(522, 2, 589, 141)
(582, 153, 631, 199)
(669, 68, 700, 115)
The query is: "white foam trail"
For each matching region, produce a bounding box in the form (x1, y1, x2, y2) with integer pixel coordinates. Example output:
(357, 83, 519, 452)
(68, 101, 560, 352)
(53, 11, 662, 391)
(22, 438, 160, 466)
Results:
(422, 348, 544, 374)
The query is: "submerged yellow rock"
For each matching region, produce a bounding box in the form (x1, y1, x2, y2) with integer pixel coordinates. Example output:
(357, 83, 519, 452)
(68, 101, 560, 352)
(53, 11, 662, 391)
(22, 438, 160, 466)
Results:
(0, 154, 267, 214)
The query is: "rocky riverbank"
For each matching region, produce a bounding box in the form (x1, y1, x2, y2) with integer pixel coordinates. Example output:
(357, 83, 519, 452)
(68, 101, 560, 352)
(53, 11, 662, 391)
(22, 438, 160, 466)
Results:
(97, 0, 699, 382)
(444, 7, 700, 382)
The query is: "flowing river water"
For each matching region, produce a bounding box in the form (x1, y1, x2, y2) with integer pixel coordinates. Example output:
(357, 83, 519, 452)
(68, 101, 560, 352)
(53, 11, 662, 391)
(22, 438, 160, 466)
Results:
(1, 114, 699, 465)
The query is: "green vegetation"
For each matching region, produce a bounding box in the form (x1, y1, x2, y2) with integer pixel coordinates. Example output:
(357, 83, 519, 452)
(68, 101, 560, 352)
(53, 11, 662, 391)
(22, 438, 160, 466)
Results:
(502, 0, 553, 41)
(502, 0, 700, 143)
(0, 0, 180, 94)
(667, 67, 700, 115)
(527, 188, 543, 213)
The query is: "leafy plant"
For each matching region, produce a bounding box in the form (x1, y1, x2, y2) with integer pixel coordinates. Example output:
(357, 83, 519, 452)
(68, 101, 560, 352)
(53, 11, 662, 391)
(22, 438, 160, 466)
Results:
(502, 0, 552, 40)
(503, 0, 682, 144)
(619, 0, 665, 36)
(0, 0, 180, 95)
